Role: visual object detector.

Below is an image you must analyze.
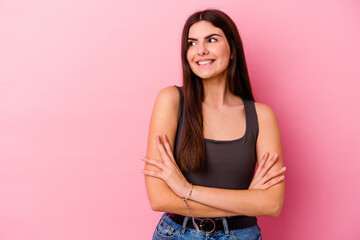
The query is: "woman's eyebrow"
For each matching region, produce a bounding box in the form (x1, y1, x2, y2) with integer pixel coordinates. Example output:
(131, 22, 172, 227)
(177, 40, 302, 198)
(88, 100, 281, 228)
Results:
(187, 33, 222, 41)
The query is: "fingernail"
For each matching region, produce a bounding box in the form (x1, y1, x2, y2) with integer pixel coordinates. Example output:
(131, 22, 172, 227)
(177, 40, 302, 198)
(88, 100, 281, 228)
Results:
(280, 176, 284, 180)
(156, 136, 160, 141)
(282, 167, 286, 171)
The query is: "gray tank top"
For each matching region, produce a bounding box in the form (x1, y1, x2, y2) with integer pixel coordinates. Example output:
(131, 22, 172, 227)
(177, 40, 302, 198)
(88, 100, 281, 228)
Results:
(174, 85, 259, 190)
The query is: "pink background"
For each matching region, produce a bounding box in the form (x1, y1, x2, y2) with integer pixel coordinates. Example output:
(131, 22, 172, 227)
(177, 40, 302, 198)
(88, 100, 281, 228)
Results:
(0, 0, 359, 239)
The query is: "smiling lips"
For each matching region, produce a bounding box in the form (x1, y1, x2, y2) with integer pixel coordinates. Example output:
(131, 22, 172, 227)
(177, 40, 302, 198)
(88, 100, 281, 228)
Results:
(196, 59, 215, 66)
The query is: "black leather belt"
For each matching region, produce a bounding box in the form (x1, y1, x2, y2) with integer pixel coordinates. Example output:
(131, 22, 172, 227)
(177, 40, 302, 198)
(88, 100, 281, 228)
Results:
(169, 213, 257, 234)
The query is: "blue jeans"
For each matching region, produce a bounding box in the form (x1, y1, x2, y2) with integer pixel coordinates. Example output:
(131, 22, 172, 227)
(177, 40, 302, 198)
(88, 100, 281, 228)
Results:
(153, 213, 262, 240)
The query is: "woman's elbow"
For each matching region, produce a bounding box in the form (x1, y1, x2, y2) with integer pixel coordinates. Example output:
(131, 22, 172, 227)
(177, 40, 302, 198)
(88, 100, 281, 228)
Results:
(266, 184, 285, 217)
(150, 203, 161, 212)
(268, 199, 284, 217)
(150, 200, 165, 212)
(148, 196, 166, 212)
(145, 178, 171, 212)
(148, 191, 174, 212)
(269, 204, 282, 217)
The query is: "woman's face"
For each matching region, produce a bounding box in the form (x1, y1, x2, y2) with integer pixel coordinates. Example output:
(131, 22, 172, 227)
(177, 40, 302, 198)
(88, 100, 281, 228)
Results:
(186, 20, 231, 81)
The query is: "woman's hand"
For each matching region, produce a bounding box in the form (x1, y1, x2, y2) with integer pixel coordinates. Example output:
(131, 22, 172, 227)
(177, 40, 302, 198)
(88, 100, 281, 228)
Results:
(249, 152, 286, 190)
(141, 134, 192, 199)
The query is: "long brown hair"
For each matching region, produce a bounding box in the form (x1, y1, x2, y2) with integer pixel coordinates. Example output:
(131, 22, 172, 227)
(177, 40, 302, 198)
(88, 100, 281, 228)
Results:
(178, 9, 254, 173)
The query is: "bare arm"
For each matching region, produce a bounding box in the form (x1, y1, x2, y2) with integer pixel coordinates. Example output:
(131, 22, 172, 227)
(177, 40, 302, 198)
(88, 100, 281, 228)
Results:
(144, 86, 238, 217)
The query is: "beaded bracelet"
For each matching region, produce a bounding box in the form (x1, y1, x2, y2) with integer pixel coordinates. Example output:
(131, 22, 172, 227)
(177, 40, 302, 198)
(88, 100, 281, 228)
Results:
(182, 183, 193, 200)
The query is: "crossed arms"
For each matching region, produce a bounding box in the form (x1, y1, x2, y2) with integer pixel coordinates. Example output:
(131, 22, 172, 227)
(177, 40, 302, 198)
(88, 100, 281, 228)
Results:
(142, 86, 285, 218)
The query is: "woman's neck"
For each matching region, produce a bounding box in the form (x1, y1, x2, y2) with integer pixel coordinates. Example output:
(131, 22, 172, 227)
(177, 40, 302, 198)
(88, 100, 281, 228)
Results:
(202, 76, 231, 108)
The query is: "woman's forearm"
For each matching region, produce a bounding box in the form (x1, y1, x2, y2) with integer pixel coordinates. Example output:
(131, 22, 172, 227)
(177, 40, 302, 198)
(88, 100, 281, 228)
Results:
(147, 177, 284, 217)
(149, 183, 283, 217)
(156, 198, 239, 218)
(148, 184, 239, 218)
(188, 183, 285, 217)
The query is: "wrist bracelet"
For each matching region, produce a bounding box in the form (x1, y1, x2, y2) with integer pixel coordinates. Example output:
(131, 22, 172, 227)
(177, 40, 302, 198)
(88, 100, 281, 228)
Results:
(182, 183, 193, 200)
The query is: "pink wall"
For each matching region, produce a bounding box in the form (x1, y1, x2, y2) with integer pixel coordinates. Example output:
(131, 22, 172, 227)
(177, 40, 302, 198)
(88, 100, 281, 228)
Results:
(0, 0, 359, 239)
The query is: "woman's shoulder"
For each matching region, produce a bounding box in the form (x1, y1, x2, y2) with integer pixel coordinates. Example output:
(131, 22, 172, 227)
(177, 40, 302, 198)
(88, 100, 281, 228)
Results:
(153, 86, 181, 118)
(254, 101, 278, 123)
(155, 85, 180, 107)
(156, 85, 180, 101)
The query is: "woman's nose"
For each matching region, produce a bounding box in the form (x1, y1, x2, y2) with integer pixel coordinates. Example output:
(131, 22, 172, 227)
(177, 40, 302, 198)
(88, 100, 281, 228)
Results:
(197, 43, 209, 55)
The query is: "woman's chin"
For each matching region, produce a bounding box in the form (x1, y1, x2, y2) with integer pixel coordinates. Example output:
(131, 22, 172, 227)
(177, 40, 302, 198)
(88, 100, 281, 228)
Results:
(193, 72, 216, 80)
(192, 69, 228, 81)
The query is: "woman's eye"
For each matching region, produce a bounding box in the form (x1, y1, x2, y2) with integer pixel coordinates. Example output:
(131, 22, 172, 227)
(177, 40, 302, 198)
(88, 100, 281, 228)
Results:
(209, 38, 217, 43)
(188, 41, 196, 46)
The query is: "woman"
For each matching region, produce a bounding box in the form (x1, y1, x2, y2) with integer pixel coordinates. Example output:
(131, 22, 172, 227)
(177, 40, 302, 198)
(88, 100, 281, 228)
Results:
(142, 9, 286, 240)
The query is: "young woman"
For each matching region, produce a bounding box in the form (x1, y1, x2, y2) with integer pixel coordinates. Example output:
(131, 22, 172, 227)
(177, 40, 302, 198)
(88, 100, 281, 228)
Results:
(142, 9, 286, 240)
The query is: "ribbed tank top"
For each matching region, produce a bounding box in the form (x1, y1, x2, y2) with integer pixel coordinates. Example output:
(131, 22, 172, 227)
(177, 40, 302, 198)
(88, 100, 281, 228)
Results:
(173, 86, 259, 222)
(174, 85, 259, 189)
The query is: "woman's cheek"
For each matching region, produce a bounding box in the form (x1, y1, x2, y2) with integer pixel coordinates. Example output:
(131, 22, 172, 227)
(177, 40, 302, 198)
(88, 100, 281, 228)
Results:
(186, 49, 195, 62)
(187, 52, 196, 70)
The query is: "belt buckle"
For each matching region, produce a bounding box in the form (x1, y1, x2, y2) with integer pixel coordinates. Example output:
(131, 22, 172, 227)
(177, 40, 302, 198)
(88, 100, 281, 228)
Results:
(199, 218, 216, 234)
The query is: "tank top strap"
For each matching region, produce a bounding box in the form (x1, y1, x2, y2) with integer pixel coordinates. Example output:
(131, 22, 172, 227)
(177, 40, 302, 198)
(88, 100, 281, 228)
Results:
(242, 98, 259, 142)
(174, 85, 184, 126)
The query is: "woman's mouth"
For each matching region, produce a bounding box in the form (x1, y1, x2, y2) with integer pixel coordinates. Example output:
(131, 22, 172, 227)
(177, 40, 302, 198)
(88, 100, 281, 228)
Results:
(196, 59, 215, 66)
